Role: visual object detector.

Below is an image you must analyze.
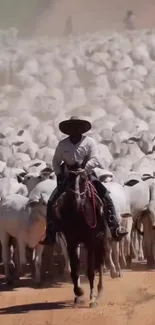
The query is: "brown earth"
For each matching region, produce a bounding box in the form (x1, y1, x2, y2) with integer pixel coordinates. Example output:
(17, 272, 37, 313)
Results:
(0, 267, 155, 325)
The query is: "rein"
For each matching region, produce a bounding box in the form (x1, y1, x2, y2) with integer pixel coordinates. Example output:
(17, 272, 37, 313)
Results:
(68, 169, 97, 229)
(86, 181, 97, 228)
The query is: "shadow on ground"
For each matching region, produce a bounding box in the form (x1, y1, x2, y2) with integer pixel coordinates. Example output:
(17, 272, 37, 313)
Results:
(0, 260, 155, 294)
(131, 260, 155, 272)
(0, 300, 74, 314)
(0, 274, 65, 292)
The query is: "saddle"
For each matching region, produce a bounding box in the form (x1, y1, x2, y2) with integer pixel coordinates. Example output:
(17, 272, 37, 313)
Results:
(54, 166, 104, 229)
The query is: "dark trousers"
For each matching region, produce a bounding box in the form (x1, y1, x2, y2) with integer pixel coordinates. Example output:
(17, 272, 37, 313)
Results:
(46, 187, 63, 225)
(45, 187, 64, 243)
(91, 178, 119, 229)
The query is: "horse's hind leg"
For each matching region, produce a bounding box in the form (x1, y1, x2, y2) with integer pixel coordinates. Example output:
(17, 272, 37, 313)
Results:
(87, 249, 97, 308)
(67, 245, 84, 305)
(112, 241, 122, 277)
(96, 239, 104, 303)
(96, 265, 104, 302)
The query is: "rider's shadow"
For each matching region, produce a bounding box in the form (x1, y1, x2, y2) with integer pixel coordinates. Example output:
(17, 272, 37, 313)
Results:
(0, 300, 73, 314)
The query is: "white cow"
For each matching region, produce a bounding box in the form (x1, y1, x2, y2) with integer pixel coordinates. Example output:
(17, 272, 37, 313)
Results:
(93, 168, 132, 276)
(2, 167, 25, 178)
(29, 178, 71, 277)
(0, 174, 28, 264)
(0, 177, 28, 198)
(94, 167, 114, 182)
(123, 173, 155, 266)
(0, 194, 47, 285)
(16, 166, 54, 194)
(130, 175, 155, 267)
(103, 181, 133, 277)
(90, 168, 132, 276)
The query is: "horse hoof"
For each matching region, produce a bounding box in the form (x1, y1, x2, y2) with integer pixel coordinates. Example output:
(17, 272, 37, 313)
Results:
(34, 279, 43, 287)
(89, 301, 98, 308)
(103, 266, 107, 273)
(74, 297, 85, 306)
(63, 272, 70, 282)
(147, 263, 155, 270)
(118, 272, 123, 278)
(6, 279, 13, 286)
(110, 271, 117, 279)
(74, 287, 84, 297)
(34, 283, 41, 288)
(14, 276, 20, 281)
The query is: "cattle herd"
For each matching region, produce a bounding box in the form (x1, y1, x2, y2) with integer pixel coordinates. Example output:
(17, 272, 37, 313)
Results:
(0, 28, 155, 289)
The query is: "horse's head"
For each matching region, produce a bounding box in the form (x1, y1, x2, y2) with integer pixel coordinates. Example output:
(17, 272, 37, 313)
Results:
(66, 166, 88, 209)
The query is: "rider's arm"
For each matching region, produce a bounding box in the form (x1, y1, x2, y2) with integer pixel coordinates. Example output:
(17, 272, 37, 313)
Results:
(85, 137, 100, 174)
(52, 142, 63, 176)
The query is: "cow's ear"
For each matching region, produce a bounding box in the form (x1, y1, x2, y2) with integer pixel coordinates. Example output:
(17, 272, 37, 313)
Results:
(28, 200, 39, 207)
(16, 175, 23, 183)
(16, 172, 27, 183)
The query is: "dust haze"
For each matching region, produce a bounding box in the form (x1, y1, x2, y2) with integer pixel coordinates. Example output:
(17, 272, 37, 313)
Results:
(0, 0, 155, 37)
(0, 2, 155, 325)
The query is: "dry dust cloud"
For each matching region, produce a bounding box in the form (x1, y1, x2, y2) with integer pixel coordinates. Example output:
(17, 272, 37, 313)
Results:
(0, 0, 155, 38)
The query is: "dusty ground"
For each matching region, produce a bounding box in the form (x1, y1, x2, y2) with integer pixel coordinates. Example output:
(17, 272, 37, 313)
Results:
(0, 265, 155, 325)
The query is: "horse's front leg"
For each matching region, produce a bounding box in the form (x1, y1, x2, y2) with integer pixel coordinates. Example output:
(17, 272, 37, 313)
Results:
(87, 248, 97, 308)
(57, 233, 71, 280)
(67, 244, 84, 305)
(96, 265, 104, 302)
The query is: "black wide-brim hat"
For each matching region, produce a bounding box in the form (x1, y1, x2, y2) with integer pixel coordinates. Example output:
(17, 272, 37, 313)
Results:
(59, 116, 91, 135)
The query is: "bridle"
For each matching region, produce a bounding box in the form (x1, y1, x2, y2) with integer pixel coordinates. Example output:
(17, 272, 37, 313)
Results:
(67, 168, 98, 228)
(68, 168, 88, 199)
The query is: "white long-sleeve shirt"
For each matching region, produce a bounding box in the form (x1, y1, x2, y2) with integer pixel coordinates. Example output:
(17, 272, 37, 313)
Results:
(52, 135, 102, 175)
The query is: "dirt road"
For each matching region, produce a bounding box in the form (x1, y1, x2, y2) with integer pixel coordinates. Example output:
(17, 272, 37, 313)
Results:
(0, 268, 155, 325)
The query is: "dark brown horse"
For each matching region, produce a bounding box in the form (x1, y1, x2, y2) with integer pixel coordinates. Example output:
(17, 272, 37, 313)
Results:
(52, 168, 105, 308)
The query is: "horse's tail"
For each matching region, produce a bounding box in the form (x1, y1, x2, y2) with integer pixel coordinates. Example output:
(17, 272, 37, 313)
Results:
(94, 236, 105, 271)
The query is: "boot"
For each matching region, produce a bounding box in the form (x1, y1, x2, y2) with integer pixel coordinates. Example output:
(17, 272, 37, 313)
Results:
(39, 199, 56, 246)
(40, 228, 56, 246)
(40, 177, 65, 246)
(104, 192, 128, 242)
(91, 178, 128, 242)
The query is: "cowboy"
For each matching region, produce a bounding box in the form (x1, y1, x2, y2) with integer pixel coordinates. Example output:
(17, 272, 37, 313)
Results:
(124, 10, 135, 30)
(64, 16, 73, 36)
(40, 116, 128, 245)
